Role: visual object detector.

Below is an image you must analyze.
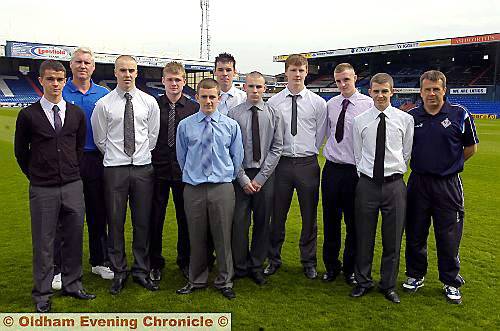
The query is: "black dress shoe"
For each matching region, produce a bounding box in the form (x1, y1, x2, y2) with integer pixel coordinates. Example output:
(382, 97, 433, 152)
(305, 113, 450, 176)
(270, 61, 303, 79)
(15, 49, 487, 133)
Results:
(263, 264, 280, 276)
(176, 283, 206, 295)
(250, 271, 267, 285)
(304, 266, 318, 279)
(220, 287, 236, 300)
(382, 289, 401, 303)
(150, 269, 161, 282)
(35, 301, 51, 313)
(133, 277, 159, 291)
(350, 285, 373, 298)
(110, 277, 127, 295)
(322, 270, 339, 282)
(62, 289, 96, 300)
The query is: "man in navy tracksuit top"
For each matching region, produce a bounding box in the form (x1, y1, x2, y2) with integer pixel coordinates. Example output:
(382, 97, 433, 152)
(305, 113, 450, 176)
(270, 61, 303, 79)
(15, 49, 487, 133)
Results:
(403, 70, 479, 304)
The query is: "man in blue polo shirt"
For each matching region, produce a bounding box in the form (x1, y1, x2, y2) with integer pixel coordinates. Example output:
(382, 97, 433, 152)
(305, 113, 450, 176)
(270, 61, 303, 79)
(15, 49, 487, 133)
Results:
(403, 70, 478, 304)
(60, 47, 112, 285)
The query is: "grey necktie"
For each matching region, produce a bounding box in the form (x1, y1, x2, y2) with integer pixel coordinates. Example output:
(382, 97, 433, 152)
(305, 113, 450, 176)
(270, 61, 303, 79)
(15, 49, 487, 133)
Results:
(124, 92, 135, 157)
(167, 102, 176, 148)
(52, 105, 62, 134)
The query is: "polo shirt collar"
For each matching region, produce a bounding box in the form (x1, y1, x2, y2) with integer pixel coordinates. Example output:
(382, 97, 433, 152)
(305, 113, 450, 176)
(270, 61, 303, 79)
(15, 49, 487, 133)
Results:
(66, 78, 99, 95)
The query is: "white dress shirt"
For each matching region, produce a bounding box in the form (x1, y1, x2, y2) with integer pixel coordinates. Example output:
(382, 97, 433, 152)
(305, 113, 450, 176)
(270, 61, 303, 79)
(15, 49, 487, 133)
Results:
(217, 85, 247, 115)
(40, 96, 67, 129)
(353, 105, 414, 177)
(91, 87, 160, 167)
(323, 91, 373, 164)
(267, 86, 327, 157)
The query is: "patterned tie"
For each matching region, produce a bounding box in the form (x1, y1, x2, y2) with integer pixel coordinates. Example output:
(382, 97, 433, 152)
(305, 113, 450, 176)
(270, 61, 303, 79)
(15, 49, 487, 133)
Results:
(123, 92, 135, 157)
(290, 95, 298, 136)
(52, 105, 62, 134)
(219, 93, 229, 115)
(200, 116, 213, 176)
(167, 102, 176, 148)
(335, 98, 350, 143)
(373, 112, 386, 181)
(251, 106, 261, 162)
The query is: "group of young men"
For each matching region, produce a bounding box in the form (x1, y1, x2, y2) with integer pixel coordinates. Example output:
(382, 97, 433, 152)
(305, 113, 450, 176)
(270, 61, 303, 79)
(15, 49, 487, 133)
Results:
(14, 48, 478, 313)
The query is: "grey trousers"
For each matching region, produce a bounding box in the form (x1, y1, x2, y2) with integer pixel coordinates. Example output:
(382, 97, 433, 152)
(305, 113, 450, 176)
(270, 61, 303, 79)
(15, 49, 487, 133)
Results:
(269, 156, 320, 267)
(354, 175, 406, 290)
(184, 183, 235, 289)
(103, 164, 154, 279)
(232, 170, 274, 276)
(29, 180, 85, 303)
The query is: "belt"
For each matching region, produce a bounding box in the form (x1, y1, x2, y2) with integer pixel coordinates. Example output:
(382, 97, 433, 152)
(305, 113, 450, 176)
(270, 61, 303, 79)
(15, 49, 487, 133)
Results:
(360, 172, 403, 183)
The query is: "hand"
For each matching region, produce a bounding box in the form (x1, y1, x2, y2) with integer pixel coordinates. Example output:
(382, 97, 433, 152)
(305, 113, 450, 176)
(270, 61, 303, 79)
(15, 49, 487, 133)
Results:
(251, 180, 262, 193)
(243, 182, 257, 195)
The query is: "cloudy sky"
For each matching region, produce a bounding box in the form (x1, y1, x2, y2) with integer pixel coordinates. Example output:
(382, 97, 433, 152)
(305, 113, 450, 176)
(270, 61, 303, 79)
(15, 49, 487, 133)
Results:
(1, 0, 498, 74)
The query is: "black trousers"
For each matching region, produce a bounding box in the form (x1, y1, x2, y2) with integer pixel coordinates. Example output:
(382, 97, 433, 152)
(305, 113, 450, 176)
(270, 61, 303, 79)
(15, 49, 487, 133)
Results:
(232, 170, 274, 276)
(321, 160, 358, 276)
(103, 164, 154, 279)
(405, 172, 465, 288)
(354, 175, 406, 290)
(54, 151, 109, 272)
(269, 156, 320, 267)
(149, 176, 189, 270)
(30, 180, 85, 303)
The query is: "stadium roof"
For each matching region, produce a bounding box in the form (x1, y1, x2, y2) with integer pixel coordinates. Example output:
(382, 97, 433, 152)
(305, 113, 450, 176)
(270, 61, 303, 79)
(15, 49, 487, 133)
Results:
(1, 41, 214, 71)
(273, 33, 500, 62)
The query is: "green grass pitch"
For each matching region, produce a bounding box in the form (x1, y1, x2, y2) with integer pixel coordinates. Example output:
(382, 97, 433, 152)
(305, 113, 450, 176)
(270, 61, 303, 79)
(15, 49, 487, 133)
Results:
(0, 108, 499, 330)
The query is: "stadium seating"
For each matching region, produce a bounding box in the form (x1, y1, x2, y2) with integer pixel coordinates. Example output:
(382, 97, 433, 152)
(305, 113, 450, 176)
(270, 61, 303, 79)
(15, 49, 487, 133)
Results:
(0, 74, 41, 104)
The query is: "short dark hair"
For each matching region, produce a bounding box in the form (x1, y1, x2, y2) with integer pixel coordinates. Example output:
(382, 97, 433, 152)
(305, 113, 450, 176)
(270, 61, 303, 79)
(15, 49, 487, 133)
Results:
(215, 52, 236, 70)
(420, 70, 447, 89)
(39, 60, 66, 77)
(370, 73, 394, 89)
(197, 78, 220, 94)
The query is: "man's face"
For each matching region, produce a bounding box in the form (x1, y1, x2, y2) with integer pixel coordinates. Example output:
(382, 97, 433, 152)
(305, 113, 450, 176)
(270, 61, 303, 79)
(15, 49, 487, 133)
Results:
(420, 79, 446, 110)
(214, 61, 235, 92)
(244, 76, 266, 105)
(70, 52, 95, 81)
(39, 70, 66, 100)
(162, 72, 185, 98)
(369, 82, 393, 111)
(285, 64, 307, 87)
(334, 69, 357, 97)
(114, 58, 138, 91)
(196, 87, 220, 115)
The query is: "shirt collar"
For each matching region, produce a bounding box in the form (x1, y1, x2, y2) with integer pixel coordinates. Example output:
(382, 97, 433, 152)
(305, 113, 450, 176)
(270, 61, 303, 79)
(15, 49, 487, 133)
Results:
(40, 96, 66, 112)
(370, 105, 394, 120)
(116, 86, 138, 99)
(66, 78, 98, 95)
(420, 100, 450, 116)
(196, 109, 221, 123)
(284, 86, 307, 98)
(163, 94, 186, 107)
(245, 100, 265, 111)
(342, 90, 360, 106)
(221, 86, 237, 98)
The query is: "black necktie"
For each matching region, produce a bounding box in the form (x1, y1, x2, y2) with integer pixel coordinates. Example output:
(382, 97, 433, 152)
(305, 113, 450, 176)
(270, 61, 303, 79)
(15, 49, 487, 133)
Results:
(251, 106, 261, 162)
(167, 102, 176, 148)
(52, 105, 62, 134)
(335, 98, 349, 143)
(373, 112, 386, 180)
(291, 95, 298, 136)
(124, 92, 135, 157)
